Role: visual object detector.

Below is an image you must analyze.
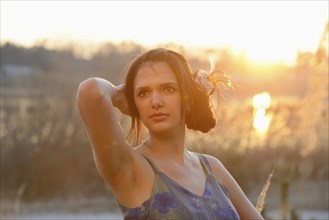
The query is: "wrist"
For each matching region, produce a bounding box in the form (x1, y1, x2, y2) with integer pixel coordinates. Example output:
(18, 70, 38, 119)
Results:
(111, 84, 125, 107)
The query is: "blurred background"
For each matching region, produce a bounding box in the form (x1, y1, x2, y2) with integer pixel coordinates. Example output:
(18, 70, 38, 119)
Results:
(1, 1, 328, 219)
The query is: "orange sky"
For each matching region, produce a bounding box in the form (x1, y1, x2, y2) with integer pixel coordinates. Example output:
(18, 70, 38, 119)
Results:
(1, 1, 328, 65)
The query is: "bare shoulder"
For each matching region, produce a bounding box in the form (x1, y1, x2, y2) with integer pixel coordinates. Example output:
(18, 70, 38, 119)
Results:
(202, 154, 228, 178)
(201, 154, 236, 191)
(202, 154, 264, 220)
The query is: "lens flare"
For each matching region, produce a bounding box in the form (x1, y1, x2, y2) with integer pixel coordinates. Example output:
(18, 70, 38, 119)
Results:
(252, 92, 272, 134)
(253, 92, 271, 109)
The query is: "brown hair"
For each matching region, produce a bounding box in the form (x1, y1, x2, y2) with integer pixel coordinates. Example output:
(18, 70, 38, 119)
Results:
(124, 48, 216, 143)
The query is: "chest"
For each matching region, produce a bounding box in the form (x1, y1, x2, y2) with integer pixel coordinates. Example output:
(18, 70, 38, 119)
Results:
(122, 171, 240, 220)
(157, 161, 207, 197)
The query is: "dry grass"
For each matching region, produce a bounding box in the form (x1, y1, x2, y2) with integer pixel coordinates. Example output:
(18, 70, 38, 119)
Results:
(256, 167, 275, 213)
(1, 27, 328, 215)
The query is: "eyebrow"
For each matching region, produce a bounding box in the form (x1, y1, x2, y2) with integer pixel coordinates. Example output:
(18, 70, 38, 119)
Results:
(135, 82, 179, 92)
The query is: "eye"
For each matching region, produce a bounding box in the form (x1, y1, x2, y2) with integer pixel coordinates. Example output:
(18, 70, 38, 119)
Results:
(137, 90, 149, 97)
(163, 86, 176, 93)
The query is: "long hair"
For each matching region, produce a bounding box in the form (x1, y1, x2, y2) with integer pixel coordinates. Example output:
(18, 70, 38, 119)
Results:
(124, 48, 216, 144)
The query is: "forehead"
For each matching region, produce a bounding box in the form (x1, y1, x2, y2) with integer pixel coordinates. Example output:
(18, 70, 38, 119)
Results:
(134, 61, 178, 88)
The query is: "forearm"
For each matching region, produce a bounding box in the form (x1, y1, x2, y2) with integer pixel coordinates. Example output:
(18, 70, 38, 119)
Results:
(77, 77, 131, 177)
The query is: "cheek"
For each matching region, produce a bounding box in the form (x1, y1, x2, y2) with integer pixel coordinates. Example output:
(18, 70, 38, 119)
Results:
(133, 96, 142, 116)
(173, 95, 183, 115)
(134, 99, 147, 118)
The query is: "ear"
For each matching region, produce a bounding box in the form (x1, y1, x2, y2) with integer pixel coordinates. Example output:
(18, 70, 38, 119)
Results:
(183, 94, 191, 113)
(185, 104, 191, 113)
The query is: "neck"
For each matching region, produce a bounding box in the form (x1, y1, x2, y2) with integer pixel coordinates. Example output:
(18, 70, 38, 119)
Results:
(145, 128, 188, 164)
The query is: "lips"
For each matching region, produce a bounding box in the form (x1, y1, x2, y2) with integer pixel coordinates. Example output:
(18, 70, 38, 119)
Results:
(150, 112, 169, 121)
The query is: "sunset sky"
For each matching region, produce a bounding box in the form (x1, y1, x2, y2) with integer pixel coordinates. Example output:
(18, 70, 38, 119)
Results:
(1, 1, 328, 64)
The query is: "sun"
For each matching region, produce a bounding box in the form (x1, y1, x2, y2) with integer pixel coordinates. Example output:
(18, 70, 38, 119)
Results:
(1, 1, 327, 66)
(252, 92, 272, 134)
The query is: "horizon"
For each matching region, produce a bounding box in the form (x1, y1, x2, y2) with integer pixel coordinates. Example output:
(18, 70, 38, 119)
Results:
(1, 1, 328, 65)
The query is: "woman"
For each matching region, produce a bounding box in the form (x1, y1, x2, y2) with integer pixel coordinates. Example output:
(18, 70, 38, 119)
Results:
(77, 48, 263, 219)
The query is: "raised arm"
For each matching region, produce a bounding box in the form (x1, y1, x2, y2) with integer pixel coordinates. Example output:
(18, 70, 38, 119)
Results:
(76, 77, 133, 183)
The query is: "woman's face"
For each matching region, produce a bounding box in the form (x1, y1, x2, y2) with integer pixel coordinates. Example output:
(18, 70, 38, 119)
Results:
(133, 61, 184, 134)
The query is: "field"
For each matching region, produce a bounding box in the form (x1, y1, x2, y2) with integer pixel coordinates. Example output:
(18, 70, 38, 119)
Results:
(1, 40, 328, 219)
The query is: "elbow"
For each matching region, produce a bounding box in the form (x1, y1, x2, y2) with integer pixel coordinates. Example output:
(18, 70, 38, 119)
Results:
(76, 78, 106, 110)
(77, 78, 104, 102)
(78, 77, 99, 95)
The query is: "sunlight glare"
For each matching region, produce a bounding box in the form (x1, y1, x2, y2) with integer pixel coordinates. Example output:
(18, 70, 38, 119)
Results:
(252, 92, 272, 134)
(1, 1, 327, 65)
(253, 92, 271, 109)
(253, 109, 271, 134)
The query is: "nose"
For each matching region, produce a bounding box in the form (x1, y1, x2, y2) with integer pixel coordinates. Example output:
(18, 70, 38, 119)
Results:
(151, 91, 163, 109)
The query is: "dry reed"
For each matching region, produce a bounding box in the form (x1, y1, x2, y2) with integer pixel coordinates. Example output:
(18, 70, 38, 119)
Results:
(256, 167, 276, 213)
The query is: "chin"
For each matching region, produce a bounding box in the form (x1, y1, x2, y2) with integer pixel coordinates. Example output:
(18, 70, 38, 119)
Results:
(148, 123, 184, 135)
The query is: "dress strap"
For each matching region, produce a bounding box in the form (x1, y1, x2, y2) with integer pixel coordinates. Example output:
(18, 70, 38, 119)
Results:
(142, 154, 160, 174)
(143, 153, 214, 175)
(196, 153, 214, 175)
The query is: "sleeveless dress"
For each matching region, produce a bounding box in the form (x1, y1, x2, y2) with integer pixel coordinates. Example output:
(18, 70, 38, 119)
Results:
(119, 153, 240, 220)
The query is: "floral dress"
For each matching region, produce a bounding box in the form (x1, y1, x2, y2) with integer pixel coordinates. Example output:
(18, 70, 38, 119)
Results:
(119, 153, 240, 220)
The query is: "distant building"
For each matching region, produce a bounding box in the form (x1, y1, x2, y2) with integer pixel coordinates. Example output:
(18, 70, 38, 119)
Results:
(1, 64, 40, 78)
(1, 64, 41, 96)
